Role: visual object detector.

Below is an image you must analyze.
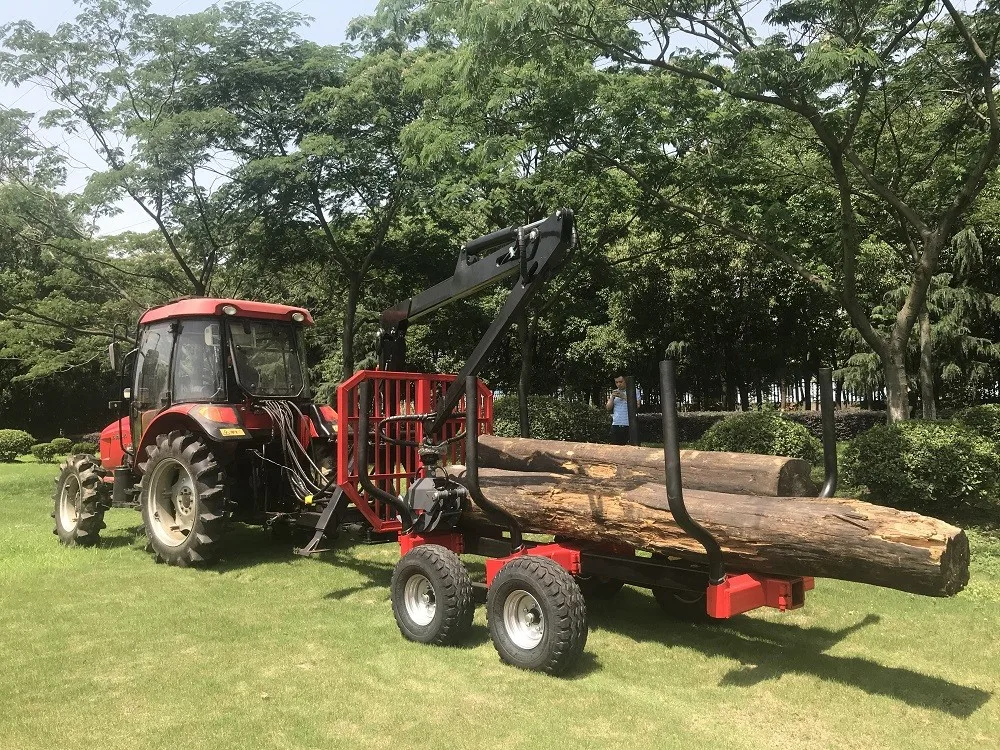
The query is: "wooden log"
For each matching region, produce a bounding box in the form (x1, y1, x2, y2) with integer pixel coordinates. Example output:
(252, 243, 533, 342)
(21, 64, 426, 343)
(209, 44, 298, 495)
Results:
(478, 435, 817, 496)
(453, 467, 969, 597)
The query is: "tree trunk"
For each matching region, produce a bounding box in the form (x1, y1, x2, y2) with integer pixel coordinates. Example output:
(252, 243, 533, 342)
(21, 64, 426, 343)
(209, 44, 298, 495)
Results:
(478, 435, 816, 496)
(919, 304, 936, 420)
(342, 273, 362, 380)
(883, 347, 910, 422)
(455, 468, 969, 598)
(515, 309, 533, 438)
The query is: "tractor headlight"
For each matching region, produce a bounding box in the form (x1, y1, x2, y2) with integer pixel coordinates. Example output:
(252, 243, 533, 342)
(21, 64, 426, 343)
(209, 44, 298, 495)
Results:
(291, 312, 305, 322)
(221, 304, 237, 316)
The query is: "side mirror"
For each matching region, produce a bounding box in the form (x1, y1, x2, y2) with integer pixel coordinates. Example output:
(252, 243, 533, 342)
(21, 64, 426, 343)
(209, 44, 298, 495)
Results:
(108, 341, 121, 374)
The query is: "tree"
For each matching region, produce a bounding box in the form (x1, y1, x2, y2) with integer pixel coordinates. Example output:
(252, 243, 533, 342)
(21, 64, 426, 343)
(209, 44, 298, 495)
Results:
(439, 0, 1000, 420)
(1, 0, 276, 297)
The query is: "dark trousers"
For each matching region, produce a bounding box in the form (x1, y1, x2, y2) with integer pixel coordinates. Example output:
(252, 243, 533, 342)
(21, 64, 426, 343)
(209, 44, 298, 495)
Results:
(610, 425, 629, 445)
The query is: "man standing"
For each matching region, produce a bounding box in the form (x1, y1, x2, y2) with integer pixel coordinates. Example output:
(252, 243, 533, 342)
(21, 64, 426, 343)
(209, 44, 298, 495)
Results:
(606, 374, 632, 445)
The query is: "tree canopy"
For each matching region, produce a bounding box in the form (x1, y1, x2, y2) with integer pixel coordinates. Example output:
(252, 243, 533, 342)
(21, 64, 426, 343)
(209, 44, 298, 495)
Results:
(2, 0, 1000, 436)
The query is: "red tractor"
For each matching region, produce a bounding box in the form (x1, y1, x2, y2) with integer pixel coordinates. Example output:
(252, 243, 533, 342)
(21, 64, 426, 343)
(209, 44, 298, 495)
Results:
(52, 209, 820, 674)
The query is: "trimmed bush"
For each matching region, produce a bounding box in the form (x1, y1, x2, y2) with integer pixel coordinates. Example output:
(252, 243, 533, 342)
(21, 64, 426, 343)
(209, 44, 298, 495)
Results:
(0, 429, 35, 462)
(637, 409, 886, 445)
(843, 420, 1000, 512)
(784, 410, 886, 441)
(953, 404, 1000, 446)
(695, 410, 822, 463)
(72, 441, 99, 455)
(493, 395, 610, 443)
(30, 443, 59, 463)
(50, 437, 73, 454)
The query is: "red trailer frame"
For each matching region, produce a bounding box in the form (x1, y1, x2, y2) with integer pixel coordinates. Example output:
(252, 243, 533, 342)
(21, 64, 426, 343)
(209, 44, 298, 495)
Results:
(334, 371, 813, 624)
(337, 370, 492, 534)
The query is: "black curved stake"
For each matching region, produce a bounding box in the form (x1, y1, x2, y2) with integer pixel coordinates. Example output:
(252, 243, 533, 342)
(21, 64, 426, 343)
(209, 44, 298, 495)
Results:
(818, 367, 838, 498)
(465, 376, 524, 550)
(660, 360, 725, 585)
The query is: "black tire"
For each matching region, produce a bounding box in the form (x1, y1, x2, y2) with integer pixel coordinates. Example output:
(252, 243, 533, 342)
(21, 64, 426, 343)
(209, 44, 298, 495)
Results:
(487, 556, 587, 675)
(390, 545, 474, 645)
(575, 575, 626, 600)
(652, 587, 713, 622)
(138, 430, 226, 567)
(52, 454, 108, 546)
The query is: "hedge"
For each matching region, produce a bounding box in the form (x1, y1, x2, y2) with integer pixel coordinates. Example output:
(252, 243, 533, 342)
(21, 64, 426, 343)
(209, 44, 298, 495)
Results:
(843, 420, 1000, 512)
(0, 429, 35, 462)
(493, 395, 610, 443)
(695, 410, 822, 464)
(50, 437, 73, 454)
(30, 443, 59, 463)
(72, 441, 100, 455)
(953, 404, 1000, 446)
(636, 410, 885, 444)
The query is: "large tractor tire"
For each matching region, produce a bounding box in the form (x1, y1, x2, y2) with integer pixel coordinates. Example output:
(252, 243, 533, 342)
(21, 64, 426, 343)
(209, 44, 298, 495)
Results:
(487, 555, 587, 675)
(52, 455, 108, 546)
(390, 544, 474, 646)
(138, 430, 226, 567)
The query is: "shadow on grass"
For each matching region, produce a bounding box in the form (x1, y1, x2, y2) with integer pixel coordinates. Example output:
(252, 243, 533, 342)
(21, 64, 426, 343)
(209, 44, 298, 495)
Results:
(588, 587, 990, 717)
(99, 524, 146, 549)
(108, 526, 989, 707)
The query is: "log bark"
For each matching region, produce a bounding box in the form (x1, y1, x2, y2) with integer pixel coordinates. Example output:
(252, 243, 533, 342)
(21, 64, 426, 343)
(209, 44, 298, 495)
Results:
(478, 435, 817, 496)
(454, 467, 969, 598)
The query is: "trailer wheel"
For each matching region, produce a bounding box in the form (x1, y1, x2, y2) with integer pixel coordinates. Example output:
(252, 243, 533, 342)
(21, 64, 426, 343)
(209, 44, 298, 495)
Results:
(52, 455, 108, 546)
(390, 545, 474, 646)
(139, 430, 226, 567)
(487, 556, 587, 675)
(652, 587, 713, 622)
(575, 575, 625, 600)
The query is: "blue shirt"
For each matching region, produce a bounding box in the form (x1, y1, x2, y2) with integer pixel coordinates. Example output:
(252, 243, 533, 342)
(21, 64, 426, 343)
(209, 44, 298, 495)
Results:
(612, 394, 629, 426)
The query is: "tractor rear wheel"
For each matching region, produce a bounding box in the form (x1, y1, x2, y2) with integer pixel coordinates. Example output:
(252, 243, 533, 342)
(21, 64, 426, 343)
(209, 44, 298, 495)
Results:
(487, 556, 587, 675)
(139, 431, 226, 567)
(52, 455, 108, 546)
(390, 545, 474, 646)
(652, 587, 713, 622)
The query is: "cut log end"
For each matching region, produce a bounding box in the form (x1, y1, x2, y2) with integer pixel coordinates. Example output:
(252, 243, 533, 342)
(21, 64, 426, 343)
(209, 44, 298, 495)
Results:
(941, 530, 971, 597)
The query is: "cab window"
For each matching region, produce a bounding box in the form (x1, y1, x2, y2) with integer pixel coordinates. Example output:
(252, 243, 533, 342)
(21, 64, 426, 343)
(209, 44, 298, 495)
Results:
(134, 322, 173, 410)
(173, 319, 225, 402)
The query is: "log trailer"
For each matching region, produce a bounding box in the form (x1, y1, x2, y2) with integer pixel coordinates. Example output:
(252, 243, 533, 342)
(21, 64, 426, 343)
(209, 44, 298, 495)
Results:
(53, 208, 830, 675)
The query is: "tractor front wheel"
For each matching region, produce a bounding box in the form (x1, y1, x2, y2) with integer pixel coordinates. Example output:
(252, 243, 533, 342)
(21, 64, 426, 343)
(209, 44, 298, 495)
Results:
(52, 455, 108, 546)
(390, 545, 474, 646)
(487, 556, 587, 675)
(139, 431, 226, 567)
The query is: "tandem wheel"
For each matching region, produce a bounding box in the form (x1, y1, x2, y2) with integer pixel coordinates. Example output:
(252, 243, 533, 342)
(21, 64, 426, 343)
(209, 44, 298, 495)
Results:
(390, 544, 474, 646)
(486, 555, 588, 675)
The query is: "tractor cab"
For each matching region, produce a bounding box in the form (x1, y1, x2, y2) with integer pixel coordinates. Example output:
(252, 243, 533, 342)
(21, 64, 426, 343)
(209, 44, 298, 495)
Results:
(99, 298, 335, 509)
(123, 298, 313, 450)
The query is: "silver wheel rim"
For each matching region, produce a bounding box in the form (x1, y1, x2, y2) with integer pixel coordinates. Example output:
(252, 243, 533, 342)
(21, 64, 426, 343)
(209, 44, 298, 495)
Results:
(403, 573, 436, 626)
(503, 589, 544, 650)
(147, 458, 197, 547)
(58, 474, 81, 531)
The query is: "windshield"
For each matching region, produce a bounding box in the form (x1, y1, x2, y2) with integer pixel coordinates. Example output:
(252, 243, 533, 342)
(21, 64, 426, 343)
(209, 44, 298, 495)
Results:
(227, 320, 309, 398)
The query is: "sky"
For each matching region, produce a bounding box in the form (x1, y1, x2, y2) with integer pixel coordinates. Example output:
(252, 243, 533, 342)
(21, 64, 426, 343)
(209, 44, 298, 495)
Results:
(0, 0, 380, 234)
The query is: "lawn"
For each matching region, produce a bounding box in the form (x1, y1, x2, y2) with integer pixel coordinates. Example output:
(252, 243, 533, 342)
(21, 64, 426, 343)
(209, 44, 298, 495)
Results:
(1, 459, 998, 750)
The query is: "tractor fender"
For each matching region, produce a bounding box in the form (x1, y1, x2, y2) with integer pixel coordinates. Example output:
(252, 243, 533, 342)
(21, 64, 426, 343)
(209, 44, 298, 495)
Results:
(136, 404, 253, 462)
(99, 416, 131, 471)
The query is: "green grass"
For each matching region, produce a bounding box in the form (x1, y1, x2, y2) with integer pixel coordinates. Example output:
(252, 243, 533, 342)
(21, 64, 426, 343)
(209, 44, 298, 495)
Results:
(1, 460, 998, 750)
